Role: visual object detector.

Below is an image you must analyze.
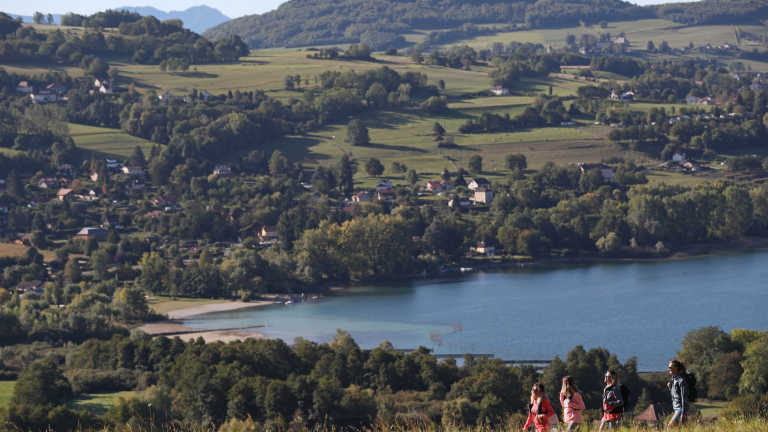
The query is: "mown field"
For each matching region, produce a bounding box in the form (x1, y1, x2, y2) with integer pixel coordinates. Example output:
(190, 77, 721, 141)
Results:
(69, 124, 156, 160)
(0, 380, 13, 410)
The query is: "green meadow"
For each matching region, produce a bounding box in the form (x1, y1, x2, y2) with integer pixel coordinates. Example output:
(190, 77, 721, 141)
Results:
(0, 381, 13, 409)
(66, 391, 137, 416)
(69, 124, 156, 160)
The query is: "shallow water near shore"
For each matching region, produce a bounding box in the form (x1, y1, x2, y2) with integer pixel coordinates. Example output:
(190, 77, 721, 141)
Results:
(183, 248, 768, 370)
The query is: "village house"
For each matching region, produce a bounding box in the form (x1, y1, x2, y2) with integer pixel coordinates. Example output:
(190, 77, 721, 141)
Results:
(470, 241, 496, 257)
(467, 178, 491, 190)
(351, 191, 371, 203)
(426, 181, 444, 193)
(449, 196, 472, 207)
(57, 189, 74, 201)
(16, 280, 44, 292)
(441, 180, 455, 191)
(214, 162, 239, 170)
(377, 189, 396, 201)
(750, 83, 764, 91)
(681, 159, 703, 171)
(18, 233, 32, 246)
(259, 225, 279, 243)
(56, 164, 77, 177)
(126, 179, 146, 190)
(153, 196, 178, 206)
(490, 85, 509, 96)
(75, 227, 108, 239)
(37, 177, 58, 188)
(101, 158, 124, 169)
(201, 91, 216, 101)
(376, 179, 392, 191)
(614, 36, 629, 46)
(672, 151, 686, 162)
(98, 80, 113, 94)
(686, 95, 700, 105)
(16, 81, 33, 93)
(30, 90, 59, 103)
(46, 82, 66, 94)
(122, 166, 143, 175)
(213, 167, 235, 177)
(578, 163, 615, 179)
(471, 188, 494, 204)
(158, 92, 176, 102)
(144, 210, 163, 218)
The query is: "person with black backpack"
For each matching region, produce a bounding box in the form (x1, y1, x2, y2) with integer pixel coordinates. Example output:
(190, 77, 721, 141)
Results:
(599, 370, 624, 431)
(668, 359, 695, 427)
(523, 382, 556, 432)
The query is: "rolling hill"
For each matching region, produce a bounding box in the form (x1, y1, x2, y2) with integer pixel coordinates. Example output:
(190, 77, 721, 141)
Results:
(202, 0, 768, 49)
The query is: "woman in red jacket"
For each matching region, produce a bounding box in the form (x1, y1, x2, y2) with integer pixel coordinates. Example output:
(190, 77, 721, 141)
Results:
(599, 370, 624, 432)
(523, 382, 556, 432)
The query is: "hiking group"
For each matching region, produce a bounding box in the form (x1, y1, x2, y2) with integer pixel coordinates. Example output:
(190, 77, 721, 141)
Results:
(523, 359, 698, 431)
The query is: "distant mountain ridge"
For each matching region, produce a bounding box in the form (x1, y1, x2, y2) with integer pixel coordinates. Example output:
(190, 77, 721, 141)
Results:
(202, 0, 768, 49)
(115, 6, 230, 34)
(7, 5, 230, 34)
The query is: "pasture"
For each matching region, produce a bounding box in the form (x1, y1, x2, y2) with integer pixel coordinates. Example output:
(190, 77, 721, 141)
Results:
(69, 124, 155, 160)
(67, 391, 136, 416)
(148, 296, 231, 314)
(0, 381, 13, 410)
(0, 244, 58, 262)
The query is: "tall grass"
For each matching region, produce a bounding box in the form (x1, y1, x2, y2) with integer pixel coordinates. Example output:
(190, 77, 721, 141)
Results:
(63, 417, 768, 432)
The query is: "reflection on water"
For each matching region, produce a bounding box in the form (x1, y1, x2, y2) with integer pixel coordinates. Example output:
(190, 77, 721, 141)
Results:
(185, 248, 768, 370)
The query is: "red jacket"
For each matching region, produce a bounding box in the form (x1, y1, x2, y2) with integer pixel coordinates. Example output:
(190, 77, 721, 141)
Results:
(524, 397, 556, 432)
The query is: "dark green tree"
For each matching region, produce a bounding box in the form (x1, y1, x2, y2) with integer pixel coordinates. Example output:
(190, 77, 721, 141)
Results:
(364, 158, 384, 177)
(11, 358, 72, 406)
(468, 155, 483, 173)
(345, 119, 370, 146)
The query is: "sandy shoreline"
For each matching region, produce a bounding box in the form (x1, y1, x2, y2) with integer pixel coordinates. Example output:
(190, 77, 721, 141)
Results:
(138, 321, 267, 343)
(166, 300, 273, 319)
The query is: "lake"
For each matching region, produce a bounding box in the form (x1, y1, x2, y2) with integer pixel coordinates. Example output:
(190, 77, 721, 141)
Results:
(183, 248, 768, 371)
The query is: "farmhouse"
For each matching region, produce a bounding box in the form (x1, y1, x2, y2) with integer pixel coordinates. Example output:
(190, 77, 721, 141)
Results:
(102, 158, 124, 169)
(426, 181, 444, 193)
(471, 188, 494, 204)
(76, 227, 108, 239)
(671, 151, 686, 162)
(153, 196, 178, 206)
(259, 225, 279, 243)
(578, 163, 614, 180)
(490, 85, 509, 96)
(448, 197, 471, 207)
(470, 242, 496, 256)
(122, 166, 143, 175)
(57, 164, 77, 177)
(37, 177, 58, 188)
(467, 178, 491, 190)
(45, 82, 66, 94)
(377, 190, 396, 201)
(351, 191, 371, 203)
(376, 179, 392, 190)
(57, 189, 74, 201)
(30, 90, 59, 103)
(16, 81, 33, 93)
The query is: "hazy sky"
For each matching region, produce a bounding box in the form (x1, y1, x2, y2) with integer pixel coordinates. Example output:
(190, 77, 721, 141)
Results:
(7, 0, 695, 20)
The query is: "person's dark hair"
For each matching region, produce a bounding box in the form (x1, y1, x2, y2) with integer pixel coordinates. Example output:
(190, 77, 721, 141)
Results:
(669, 359, 688, 377)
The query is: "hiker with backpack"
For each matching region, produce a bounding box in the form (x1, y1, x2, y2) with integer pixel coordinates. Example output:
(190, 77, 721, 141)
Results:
(599, 370, 625, 431)
(560, 376, 585, 431)
(668, 359, 697, 427)
(523, 382, 556, 432)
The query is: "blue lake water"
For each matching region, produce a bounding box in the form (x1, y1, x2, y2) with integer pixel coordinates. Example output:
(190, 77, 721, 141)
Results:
(184, 248, 768, 371)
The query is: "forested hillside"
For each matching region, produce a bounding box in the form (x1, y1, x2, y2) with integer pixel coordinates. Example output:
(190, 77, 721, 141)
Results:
(202, 0, 768, 49)
(202, 0, 652, 49)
